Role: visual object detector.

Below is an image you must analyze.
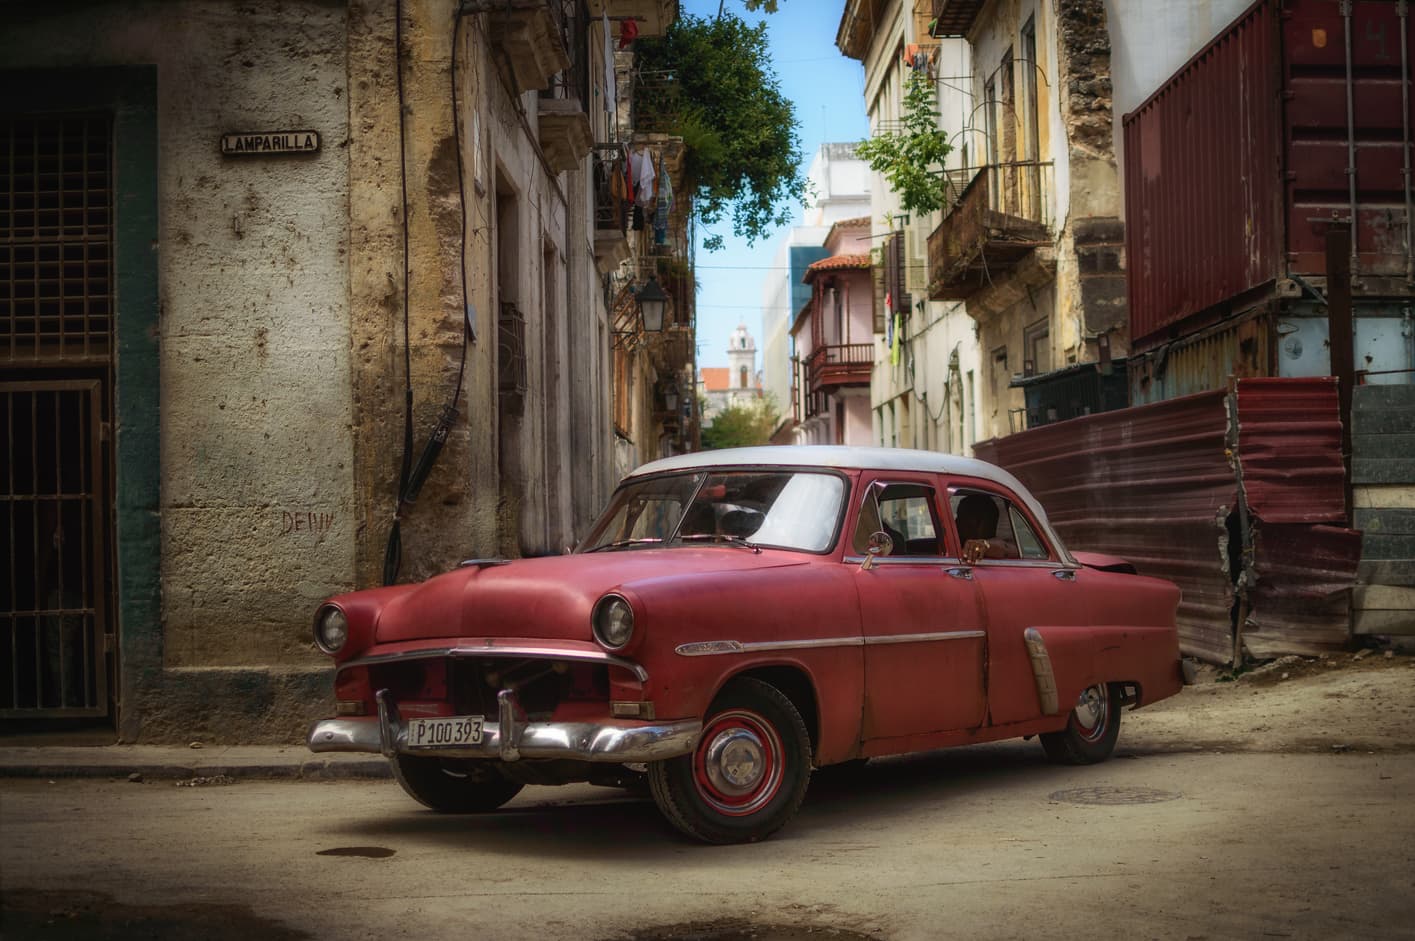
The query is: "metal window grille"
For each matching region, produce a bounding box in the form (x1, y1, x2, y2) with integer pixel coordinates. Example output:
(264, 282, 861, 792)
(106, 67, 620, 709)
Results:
(497, 301, 528, 404)
(1, 381, 109, 716)
(1, 114, 114, 363)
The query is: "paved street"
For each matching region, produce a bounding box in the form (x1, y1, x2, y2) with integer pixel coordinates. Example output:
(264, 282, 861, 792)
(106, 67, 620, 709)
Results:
(3, 737, 1413, 940)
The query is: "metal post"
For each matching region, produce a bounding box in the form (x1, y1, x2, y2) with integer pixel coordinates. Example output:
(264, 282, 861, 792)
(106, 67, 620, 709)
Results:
(1327, 223, 1355, 517)
(1341, 0, 1360, 274)
(1400, 0, 1413, 283)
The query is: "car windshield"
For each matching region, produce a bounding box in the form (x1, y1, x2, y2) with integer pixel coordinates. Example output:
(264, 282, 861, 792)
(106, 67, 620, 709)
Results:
(579, 470, 846, 553)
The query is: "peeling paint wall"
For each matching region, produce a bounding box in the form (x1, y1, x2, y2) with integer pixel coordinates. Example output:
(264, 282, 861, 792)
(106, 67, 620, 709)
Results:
(2, 1, 356, 742)
(2, 0, 619, 741)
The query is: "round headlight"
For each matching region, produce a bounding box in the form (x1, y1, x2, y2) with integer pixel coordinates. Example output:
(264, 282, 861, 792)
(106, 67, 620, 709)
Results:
(592, 595, 635, 650)
(314, 605, 349, 654)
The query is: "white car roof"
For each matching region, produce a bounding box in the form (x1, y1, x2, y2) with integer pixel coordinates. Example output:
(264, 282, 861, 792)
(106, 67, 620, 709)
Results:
(626, 446, 1074, 563)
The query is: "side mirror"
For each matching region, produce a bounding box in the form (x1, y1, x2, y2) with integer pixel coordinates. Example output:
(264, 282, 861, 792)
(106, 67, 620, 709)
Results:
(861, 530, 893, 571)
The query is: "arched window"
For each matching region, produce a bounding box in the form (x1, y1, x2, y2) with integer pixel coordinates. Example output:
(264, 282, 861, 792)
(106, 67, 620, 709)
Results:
(739, 365, 748, 388)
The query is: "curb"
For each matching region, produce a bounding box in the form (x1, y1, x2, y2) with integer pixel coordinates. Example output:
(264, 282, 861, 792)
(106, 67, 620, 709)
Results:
(0, 753, 391, 781)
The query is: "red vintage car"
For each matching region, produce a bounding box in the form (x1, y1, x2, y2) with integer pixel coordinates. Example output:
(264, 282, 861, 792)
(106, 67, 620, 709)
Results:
(308, 446, 1188, 843)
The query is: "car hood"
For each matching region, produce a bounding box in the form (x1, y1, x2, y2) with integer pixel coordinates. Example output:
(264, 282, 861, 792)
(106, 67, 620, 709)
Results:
(374, 549, 809, 645)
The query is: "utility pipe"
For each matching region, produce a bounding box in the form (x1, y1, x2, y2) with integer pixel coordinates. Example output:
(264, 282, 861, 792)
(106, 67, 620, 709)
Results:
(1342, 0, 1360, 274)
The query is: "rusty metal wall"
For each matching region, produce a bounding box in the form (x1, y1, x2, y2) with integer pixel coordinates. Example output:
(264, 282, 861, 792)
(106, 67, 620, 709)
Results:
(976, 377, 1360, 663)
(1124, 0, 1415, 349)
(975, 390, 1238, 663)
(1284, 0, 1413, 278)
(1234, 377, 1361, 656)
(1124, 0, 1283, 348)
(1234, 376, 1347, 523)
(1129, 309, 1274, 405)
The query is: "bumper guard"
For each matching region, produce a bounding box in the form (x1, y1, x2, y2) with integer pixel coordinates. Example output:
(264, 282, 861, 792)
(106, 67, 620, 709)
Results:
(307, 688, 700, 764)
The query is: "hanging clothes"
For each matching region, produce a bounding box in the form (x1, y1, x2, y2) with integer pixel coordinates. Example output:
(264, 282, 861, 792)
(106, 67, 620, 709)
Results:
(633, 147, 657, 209)
(602, 12, 616, 114)
(619, 18, 638, 49)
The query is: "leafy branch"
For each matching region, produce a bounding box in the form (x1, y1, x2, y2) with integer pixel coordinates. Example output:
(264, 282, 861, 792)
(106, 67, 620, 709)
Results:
(635, 14, 806, 249)
(856, 69, 952, 217)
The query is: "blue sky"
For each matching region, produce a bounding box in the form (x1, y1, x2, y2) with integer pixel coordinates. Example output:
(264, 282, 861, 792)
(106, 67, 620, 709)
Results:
(681, 0, 870, 369)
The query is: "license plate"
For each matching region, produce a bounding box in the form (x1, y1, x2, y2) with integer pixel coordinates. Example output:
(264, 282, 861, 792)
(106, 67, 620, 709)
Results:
(406, 715, 484, 749)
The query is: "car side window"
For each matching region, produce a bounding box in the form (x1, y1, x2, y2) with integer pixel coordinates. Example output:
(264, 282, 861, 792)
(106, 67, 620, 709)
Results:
(852, 482, 943, 556)
(949, 489, 1051, 561)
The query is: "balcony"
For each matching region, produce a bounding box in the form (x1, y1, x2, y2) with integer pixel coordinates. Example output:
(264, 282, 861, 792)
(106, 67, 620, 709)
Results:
(927, 161, 1052, 301)
(592, 146, 630, 273)
(930, 0, 985, 37)
(585, 0, 677, 38)
(470, 0, 571, 95)
(806, 343, 873, 395)
(537, 5, 592, 172)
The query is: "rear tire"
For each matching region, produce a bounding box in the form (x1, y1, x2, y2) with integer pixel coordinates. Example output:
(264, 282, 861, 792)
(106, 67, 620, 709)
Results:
(648, 677, 812, 844)
(1040, 682, 1121, 765)
(390, 755, 524, 812)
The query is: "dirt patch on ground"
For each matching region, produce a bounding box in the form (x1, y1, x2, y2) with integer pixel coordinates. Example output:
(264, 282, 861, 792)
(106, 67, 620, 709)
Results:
(1123, 651, 1415, 755)
(0, 889, 311, 940)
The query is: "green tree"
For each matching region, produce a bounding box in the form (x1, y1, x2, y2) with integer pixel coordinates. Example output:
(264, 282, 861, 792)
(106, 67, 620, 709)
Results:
(701, 398, 780, 450)
(856, 69, 953, 216)
(635, 14, 805, 249)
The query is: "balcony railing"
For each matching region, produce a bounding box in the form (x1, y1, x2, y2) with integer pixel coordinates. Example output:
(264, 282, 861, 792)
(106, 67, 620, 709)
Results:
(927, 160, 1053, 300)
(806, 343, 873, 394)
(592, 146, 630, 272)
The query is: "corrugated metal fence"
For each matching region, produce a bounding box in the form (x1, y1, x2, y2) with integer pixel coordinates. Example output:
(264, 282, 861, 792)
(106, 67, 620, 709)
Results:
(976, 377, 1361, 663)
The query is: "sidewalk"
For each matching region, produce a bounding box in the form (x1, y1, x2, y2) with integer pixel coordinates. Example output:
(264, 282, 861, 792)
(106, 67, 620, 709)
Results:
(0, 744, 390, 781)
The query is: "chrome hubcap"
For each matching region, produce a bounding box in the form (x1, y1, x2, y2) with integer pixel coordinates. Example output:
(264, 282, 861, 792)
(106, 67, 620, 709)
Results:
(1074, 684, 1107, 735)
(704, 728, 766, 796)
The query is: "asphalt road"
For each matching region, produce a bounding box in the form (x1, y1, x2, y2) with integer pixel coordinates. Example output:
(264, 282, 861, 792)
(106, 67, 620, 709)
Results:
(3, 740, 1413, 941)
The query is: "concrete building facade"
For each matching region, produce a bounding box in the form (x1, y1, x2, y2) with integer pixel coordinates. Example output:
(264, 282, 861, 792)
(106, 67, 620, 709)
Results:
(837, 0, 984, 456)
(0, 0, 683, 742)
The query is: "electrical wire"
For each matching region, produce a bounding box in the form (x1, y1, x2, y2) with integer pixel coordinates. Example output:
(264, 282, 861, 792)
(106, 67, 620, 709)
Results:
(382, 2, 475, 585)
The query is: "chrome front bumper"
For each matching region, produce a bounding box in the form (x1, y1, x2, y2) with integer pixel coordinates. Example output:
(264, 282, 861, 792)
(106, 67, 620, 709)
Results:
(307, 689, 700, 764)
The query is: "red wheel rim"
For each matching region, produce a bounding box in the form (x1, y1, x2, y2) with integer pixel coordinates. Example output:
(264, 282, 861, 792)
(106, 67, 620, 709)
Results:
(691, 709, 785, 817)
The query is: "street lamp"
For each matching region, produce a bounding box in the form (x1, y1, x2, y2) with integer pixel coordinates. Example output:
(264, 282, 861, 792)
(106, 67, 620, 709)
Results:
(636, 276, 668, 332)
(663, 381, 679, 412)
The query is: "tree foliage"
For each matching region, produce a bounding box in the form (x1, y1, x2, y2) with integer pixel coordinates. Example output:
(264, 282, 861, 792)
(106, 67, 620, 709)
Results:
(856, 69, 953, 216)
(635, 14, 805, 249)
(701, 398, 780, 450)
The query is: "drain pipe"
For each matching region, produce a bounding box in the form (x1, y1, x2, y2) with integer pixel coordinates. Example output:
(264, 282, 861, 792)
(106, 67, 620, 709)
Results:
(1342, 0, 1360, 275)
(1401, 0, 1413, 283)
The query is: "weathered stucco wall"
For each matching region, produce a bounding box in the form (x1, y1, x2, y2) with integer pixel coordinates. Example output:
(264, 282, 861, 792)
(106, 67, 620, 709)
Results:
(1, 1, 358, 741)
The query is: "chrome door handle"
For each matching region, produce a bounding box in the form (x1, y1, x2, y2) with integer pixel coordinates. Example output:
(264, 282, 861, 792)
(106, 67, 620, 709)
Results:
(1052, 570, 1076, 581)
(946, 567, 973, 580)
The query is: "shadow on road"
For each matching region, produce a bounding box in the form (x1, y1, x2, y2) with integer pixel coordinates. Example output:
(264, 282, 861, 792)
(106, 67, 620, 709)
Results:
(319, 738, 1129, 859)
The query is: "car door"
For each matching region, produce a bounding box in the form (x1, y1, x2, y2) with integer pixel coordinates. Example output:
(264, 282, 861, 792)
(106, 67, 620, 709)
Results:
(945, 482, 1089, 727)
(849, 476, 987, 740)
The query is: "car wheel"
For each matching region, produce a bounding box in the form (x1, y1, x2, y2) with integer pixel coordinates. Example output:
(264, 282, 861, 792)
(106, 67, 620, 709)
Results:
(1040, 682, 1121, 765)
(390, 755, 524, 812)
(648, 677, 812, 844)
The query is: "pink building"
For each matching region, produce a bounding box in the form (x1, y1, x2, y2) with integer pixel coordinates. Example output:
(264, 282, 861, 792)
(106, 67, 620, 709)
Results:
(791, 217, 875, 445)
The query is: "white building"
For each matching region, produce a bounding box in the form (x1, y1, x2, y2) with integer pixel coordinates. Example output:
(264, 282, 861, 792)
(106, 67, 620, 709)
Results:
(759, 143, 872, 442)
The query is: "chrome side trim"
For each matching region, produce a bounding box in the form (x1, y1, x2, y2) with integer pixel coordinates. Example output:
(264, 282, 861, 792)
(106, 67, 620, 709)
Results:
(675, 630, 985, 657)
(307, 709, 700, 765)
(1023, 628, 1061, 715)
(864, 630, 986, 646)
(342, 644, 649, 683)
(676, 636, 862, 656)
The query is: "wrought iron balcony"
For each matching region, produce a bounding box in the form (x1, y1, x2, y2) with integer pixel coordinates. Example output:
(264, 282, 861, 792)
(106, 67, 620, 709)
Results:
(592, 146, 630, 273)
(927, 160, 1053, 300)
(806, 343, 873, 394)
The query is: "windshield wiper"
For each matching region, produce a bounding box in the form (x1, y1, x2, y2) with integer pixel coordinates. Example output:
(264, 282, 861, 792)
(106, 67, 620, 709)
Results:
(586, 537, 664, 552)
(676, 534, 761, 552)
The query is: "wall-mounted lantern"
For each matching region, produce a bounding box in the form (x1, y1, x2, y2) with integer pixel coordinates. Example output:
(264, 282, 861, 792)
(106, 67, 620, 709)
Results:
(636, 276, 668, 333)
(663, 381, 679, 412)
